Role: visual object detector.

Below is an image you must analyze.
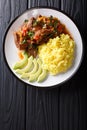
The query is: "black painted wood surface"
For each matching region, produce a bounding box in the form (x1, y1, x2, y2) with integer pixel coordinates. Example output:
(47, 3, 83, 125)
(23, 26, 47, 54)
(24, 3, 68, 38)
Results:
(0, 0, 87, 130)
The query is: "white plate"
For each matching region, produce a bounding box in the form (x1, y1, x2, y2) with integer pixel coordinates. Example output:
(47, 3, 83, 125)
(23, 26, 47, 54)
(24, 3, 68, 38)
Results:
(3, 7, 83, 87)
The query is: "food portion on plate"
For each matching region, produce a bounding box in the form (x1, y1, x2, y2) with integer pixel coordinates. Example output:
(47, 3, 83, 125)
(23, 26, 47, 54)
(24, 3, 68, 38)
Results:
(13, 15, 70, 57)
(13, 52, 48, 82)
(13, 15, 75, 82)
(38, 34, 75, 75)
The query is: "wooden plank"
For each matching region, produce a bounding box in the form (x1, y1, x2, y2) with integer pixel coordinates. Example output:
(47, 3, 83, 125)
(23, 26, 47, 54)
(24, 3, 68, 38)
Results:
(61, 0, 87, 31)
(59, 0, 87, 130)
(59, 82, 79, 130)
(28, 0, 61, 9)
(26, 1, 61, 130)
(59, 80, 87, 130)
(0, 0, 28, 130)
(26, 87, 60, 130)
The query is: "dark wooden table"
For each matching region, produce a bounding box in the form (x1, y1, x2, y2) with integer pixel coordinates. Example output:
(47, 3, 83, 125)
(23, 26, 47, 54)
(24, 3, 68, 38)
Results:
(0, 0, 87, 130)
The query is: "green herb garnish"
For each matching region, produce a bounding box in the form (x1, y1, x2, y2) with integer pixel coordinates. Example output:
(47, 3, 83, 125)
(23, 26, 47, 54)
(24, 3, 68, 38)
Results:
(33, 20, 38, 26)
(22, 39, 27, 44)
(49, 16, 54, 26)
(28, 31, 34, 39)
(49, 15, 53, 20)
(24, 19, 28, 23)
(54, 20, 58, 28)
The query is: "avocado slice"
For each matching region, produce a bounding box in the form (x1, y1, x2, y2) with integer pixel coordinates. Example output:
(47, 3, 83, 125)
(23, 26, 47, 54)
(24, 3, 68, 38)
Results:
(15, 56, 33, 74)
(13, 52, 28, 70)
(29, 58, 42, 82)
(21, 58, 38, 79)
(37, 69, 48, 82)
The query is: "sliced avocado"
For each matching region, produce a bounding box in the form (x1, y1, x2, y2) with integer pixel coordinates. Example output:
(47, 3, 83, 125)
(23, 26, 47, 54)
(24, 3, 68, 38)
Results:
(37, 69, 48, 82)
(29, 58, 42, 82)
(15, 56, 33, 74)
(28, 59, 38, 74)
(21, 72, 30, 79)
(13, 52, 28, 70)
(21, 58, 38, 79)
(15, 69, 24, 75)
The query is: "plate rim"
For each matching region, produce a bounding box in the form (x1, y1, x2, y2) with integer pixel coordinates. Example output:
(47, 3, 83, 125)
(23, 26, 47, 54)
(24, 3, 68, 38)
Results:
(3, 6, 84, 88)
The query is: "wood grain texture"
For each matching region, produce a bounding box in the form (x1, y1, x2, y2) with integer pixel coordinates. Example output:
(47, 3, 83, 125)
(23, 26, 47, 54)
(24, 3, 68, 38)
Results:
(61, 0, 87, 73)
(0, 0, 28, 130)
(26, 87, 59, 130)
(60, 0, 87, 130)
(28, 0, 60, 9)
(61, 0, 87, 31)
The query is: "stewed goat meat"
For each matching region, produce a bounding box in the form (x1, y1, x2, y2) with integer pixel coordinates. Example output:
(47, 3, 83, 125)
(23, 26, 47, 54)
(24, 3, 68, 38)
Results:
(14, 15, 67, 57)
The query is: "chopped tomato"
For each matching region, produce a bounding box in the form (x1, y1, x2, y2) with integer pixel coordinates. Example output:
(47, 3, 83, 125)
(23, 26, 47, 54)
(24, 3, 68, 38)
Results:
(58, 24, 63, 33)
(22, 26, 27, 36)
(22, 29, 27, 36)
(18, 51, 24, 59)
(33, 35, 40, 40)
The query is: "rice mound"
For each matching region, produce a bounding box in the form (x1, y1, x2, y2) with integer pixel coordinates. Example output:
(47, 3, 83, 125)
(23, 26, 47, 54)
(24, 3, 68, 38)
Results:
(38, 34, 75, 75)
